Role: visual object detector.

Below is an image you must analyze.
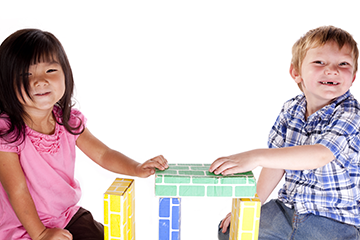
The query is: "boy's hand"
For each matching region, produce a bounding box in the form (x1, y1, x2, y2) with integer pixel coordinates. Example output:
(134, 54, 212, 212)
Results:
(135, 155, 168, 178)
(220, 212, 232, 233)
(209, 151, 259, 175)
(35, 228, 72, 240)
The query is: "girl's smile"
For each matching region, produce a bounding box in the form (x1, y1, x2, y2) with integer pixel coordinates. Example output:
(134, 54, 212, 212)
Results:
(19, 59, 65, 115)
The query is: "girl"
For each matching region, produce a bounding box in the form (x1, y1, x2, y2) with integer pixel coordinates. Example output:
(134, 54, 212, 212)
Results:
(0, 29, 168, 240)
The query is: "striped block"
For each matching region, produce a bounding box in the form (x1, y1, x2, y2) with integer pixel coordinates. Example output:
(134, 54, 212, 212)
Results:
(230, 195, 261, 240)
(159, 198, 181, 240)
(104, 178, 135, 240)
(155, 164, 256, 198)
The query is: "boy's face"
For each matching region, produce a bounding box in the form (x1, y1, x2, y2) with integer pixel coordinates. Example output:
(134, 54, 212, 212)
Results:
(291, 41, 356, 114)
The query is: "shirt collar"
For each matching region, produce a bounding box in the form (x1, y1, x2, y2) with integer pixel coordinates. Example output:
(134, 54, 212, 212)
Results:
(290, 90, 352, 122)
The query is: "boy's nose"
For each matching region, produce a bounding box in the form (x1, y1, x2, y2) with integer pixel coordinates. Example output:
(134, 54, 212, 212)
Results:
(325, 65, 339, 75)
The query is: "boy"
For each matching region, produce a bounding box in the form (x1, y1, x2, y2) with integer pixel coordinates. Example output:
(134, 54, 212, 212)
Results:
(210, 26, 360, 239)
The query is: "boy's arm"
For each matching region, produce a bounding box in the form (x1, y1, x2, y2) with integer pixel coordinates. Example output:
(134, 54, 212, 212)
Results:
(210, 144, 334, 176)
(219, 167, 284, 233)
(0, 151, 72, 240)
(76, 128, 168, 178)
(256, 168, 284, 204)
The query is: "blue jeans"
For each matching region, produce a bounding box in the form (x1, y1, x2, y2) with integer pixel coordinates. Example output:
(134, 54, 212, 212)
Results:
(218, 199, 360, 240)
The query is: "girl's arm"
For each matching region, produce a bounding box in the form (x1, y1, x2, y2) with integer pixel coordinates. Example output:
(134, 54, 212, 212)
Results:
(210, 144, 334, 176)
(76, 128, 168, 178)
(0, 151, 72, 240)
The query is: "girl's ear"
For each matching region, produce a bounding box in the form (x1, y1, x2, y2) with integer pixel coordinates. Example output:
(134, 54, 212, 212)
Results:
(289, 64, 302, 84)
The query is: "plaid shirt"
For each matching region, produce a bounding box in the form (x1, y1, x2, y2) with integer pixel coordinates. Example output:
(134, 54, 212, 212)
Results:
(268, 90, 360, 226)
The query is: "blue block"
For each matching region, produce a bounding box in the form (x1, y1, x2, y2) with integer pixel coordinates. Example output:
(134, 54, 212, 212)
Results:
(172, 206, 180, 230)
(159, 220, 170, 240)
(159, 198, 181, 240)
(172, 231, 179, 240)
(159, 198, 170, 218)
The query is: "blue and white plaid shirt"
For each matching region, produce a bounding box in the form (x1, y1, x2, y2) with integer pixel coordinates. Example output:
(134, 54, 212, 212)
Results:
(268, 90, 360, 226)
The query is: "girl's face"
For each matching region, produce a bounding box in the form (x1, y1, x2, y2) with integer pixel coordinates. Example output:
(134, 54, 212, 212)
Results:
(18, 58, 65, 115)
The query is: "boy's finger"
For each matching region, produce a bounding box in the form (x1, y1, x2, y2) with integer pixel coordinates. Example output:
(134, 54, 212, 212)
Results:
(209, 157, 227, 173)
(211, 159, 234, 175)
(222, 213, 232, 233)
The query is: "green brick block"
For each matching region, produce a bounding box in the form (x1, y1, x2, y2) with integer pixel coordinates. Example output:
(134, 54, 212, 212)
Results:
(207, 186, 233, 197)
(179, 171, 205, 176)
(155, 185, 177, 196)
(168, 166, 191, 170)
(221, 178, 247, 184)
(155, 163, 256, 198)
(192, 177, 219, 184)
(155, 175, 163, 183)
(191, 167, 211, 171)
(164, 176, 191, 184)
(179, 186, 205, 196)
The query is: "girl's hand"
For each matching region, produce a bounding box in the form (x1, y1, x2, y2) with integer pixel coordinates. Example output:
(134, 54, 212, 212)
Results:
(35, 228, 72, 240)
(220, 212, 232, 233)
(135, 155, 168, 178)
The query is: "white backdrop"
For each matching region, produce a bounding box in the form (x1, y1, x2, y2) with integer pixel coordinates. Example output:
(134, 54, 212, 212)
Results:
(2, 1, 360, 239)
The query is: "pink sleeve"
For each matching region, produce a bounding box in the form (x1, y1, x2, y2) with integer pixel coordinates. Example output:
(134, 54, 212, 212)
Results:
(0, 117, 19, 153)
(68, 108, 87, 139)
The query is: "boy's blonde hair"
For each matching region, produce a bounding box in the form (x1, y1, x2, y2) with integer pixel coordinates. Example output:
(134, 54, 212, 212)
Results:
(292, 26, 358, 90)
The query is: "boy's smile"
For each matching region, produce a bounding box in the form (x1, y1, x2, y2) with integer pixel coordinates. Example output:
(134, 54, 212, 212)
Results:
(291, 41, 356, 117)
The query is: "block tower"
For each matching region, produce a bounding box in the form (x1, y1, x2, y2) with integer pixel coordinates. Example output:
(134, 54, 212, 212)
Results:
(158, 197, 181, 240)
(104, 178, 135, 240)
(155, 163, 260, 240)
(230, 195, 261, 240)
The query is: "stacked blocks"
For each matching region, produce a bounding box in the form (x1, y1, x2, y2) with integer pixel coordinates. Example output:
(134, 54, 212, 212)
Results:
(156, 164, 260, 240)
(159, 198, 181, 240)
(155, 163, 256, 198)
(104, 178, 135, 240)
(230, 195, 261, 240)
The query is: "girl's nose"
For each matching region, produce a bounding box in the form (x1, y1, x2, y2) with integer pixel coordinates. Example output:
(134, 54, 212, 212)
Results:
(33, 76, 49, 87)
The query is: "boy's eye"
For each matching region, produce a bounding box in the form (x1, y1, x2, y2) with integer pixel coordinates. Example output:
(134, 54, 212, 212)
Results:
(339, 62, 349, 66)
(314, 61, 324, 64)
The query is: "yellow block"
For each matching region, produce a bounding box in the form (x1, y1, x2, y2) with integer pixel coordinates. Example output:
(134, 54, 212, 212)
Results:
(104, 178, 135, 240)
(230, 194, 261, 240)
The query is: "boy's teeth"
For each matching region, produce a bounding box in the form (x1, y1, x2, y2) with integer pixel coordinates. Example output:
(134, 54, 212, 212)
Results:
(321, 82, 338, 85)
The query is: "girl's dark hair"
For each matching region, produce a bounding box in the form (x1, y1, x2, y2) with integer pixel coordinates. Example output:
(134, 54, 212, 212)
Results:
(0, 28, 83, 144)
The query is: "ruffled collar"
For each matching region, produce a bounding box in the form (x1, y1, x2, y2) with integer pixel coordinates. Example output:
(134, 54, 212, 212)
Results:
(26, 108, 63, 154)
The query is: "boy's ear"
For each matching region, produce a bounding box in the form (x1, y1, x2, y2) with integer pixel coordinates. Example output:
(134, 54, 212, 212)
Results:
(289, 64, 302, 83)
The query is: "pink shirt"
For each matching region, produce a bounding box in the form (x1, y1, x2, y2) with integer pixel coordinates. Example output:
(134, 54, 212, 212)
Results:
(0, 107, 86, 239)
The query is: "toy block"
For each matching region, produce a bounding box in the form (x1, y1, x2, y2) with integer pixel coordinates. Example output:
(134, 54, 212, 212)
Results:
(158, 198, 181, 240)
(104, 178, 135, 240)
(155, 164, 256, 198)
(230, 195, 261, 240)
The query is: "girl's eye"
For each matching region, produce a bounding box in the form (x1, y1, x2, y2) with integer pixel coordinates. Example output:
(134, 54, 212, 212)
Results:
(20, 72, 32, 77)
(46, 69, 57, 73)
